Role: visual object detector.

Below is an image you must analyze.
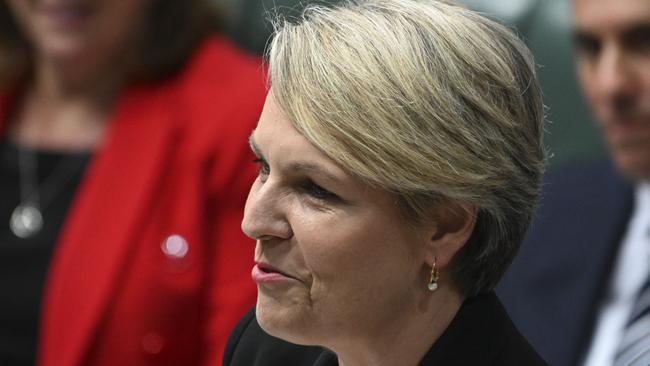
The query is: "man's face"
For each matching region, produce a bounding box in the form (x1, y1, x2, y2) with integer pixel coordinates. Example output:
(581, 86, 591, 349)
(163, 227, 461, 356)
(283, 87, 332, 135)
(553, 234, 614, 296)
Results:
(574, 0, 650, 181)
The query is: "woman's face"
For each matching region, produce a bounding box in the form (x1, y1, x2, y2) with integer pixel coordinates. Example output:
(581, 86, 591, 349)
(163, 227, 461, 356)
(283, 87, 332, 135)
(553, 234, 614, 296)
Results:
(242, 93, 433, 348)
(8, 0, 151, 68)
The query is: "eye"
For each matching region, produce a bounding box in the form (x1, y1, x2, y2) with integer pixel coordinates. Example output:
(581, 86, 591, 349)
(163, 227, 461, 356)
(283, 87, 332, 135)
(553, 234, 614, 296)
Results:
(253, 158, 270, 181)
(302, 180, 338, 201)
(574, 34, 601, 59)
(626, 26, 650, 54)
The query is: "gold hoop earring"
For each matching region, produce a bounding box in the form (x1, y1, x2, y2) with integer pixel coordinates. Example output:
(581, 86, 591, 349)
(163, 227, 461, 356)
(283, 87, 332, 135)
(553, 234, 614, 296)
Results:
(428, 260, 439, 292)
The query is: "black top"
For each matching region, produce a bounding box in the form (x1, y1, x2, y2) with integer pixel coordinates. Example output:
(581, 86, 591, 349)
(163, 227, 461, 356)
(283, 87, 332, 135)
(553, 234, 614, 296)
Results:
(0, 139, 89, 366)
(223, 292, 548, 366)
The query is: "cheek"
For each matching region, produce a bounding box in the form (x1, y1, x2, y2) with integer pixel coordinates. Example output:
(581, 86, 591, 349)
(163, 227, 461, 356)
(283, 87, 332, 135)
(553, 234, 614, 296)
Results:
(577, 62, 610, 123)
(6, 0, 34, 34)
(641, 65, 650, 95)
(577, 63, 598, 101)
(6, 0, 28, 16)
(301, 224, 420, 341)
(93, 1, 149, 44)
(104, 0, 150, 28)
(65, 0, 151, 52)
(301, 215, 419, 310)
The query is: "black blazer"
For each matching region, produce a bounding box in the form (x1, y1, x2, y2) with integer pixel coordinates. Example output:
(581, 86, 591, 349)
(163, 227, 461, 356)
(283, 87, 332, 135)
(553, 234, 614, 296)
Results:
(223, 292, 547, 366)
(498, 160, 633, 366)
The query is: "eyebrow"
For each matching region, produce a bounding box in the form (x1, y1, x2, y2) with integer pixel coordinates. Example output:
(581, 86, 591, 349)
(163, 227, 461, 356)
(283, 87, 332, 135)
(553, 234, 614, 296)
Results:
(572, 30, 592, 41)
(625, 23, 650, 41)
(574, 21, 650, 41)
(287, 162, 342, 183)
(248, 133, 343, 184)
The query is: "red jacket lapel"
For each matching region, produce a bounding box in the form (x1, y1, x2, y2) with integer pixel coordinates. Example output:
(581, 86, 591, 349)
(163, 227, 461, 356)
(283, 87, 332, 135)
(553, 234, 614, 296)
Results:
(37, 84, 178, 366)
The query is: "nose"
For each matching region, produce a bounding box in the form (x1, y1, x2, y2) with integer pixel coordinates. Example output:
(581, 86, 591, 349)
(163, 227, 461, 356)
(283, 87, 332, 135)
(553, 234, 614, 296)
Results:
(594, 43, 638, 103)
(241, 180, 293, 241)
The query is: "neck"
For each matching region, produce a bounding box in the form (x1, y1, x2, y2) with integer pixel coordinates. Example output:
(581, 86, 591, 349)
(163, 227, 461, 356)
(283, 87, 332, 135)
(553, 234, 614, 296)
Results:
(8, 56, 127, 151)
(335, 287, 464, 366)
(33, 52, 127, 105)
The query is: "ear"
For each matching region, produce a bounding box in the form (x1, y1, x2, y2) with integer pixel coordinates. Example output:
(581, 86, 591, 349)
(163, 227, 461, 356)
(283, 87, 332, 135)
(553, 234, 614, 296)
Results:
(422, 202, 477, 271)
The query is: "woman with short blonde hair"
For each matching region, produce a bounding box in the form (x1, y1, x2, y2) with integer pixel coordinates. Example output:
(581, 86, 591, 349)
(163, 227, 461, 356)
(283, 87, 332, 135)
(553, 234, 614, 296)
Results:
(225, 1, 548, 365)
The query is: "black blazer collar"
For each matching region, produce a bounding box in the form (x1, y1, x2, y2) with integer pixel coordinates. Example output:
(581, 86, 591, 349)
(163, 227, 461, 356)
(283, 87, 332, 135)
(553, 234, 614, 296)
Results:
(310, 292, 544, 366)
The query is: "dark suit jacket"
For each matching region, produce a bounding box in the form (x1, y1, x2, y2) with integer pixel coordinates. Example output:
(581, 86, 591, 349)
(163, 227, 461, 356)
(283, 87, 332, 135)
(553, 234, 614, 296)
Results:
(223, 292, 548, 366)
(498, 160, 633, 366)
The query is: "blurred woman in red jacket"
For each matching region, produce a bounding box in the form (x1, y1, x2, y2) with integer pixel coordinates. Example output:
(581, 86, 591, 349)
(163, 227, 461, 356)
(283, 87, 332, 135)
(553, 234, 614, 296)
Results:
(0, 1, 265, 365)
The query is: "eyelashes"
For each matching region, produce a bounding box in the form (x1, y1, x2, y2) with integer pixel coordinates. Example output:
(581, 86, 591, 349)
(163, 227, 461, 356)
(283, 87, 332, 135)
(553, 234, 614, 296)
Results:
(253, 158, 270, 179)
(301, 180, 337, 201)
(251, 158, 338, 202)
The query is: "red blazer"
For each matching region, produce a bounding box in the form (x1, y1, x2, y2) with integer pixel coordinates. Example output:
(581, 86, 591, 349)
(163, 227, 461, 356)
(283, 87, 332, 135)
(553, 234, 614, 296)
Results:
(0, 36, 265, 366)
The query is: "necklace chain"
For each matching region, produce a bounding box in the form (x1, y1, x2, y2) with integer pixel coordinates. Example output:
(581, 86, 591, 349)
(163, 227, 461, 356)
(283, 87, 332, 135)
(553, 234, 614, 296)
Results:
(10, 144, 86, 239)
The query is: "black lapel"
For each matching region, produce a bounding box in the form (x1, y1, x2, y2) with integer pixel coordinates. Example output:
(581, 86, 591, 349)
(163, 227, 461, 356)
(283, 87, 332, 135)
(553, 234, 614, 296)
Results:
(312, 350, 338, 366)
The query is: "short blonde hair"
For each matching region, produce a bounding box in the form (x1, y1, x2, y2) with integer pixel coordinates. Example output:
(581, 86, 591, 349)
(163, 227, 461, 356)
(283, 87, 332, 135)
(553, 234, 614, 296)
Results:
(268, 0, 546, 297)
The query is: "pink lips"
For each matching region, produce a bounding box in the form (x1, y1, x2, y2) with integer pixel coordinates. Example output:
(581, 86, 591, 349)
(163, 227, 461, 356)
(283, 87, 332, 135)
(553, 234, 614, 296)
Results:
(251, 263, 297, 284)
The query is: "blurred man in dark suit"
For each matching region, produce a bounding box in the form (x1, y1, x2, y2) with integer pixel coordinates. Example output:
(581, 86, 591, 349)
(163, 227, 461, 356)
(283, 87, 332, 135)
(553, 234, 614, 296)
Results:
(498, 0, 650, 365)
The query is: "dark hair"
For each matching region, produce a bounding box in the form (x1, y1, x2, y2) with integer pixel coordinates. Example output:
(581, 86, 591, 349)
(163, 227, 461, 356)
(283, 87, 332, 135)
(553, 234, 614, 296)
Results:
(0, 0, 222, 90)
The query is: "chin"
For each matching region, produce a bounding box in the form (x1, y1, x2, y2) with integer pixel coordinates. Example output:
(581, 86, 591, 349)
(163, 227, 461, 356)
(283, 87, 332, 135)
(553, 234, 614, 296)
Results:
(255, 295, 316, 346)
(41, 33, 106, 64)
(42, 40, 87, 61)
(612, 149, 650, 182)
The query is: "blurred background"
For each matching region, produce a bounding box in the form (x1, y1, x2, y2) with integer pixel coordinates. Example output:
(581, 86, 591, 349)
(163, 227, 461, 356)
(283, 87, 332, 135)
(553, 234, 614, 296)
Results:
(222, 0, 606, 167)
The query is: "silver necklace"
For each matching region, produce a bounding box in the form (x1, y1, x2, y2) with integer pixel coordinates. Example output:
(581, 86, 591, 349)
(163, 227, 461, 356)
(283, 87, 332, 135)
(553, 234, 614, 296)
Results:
(10, 144, 84, 239)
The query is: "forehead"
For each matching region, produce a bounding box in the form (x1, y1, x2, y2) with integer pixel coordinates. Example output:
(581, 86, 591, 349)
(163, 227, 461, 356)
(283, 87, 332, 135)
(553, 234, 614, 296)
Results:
(254, 94, 346, 176)
(574, 0, 650, 33)
(254, 94, 311, 154)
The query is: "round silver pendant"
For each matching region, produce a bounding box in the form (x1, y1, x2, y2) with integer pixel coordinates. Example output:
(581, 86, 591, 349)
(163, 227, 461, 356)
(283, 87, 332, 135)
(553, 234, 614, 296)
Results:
(10, 203, 43, 239)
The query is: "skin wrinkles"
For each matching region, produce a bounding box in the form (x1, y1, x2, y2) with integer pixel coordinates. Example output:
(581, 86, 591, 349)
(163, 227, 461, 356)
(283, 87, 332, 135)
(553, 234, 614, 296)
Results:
(242, 92, 466, 366)
(249, 136, 351, 203)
